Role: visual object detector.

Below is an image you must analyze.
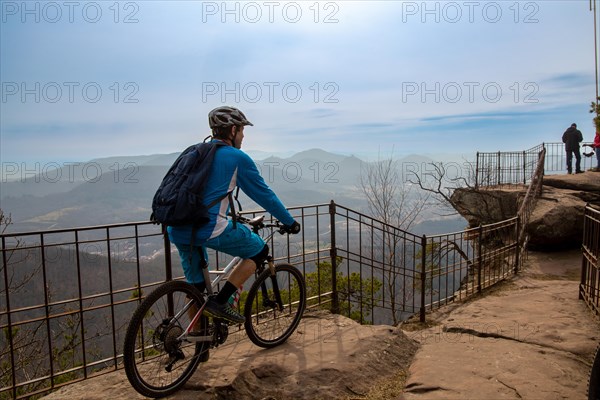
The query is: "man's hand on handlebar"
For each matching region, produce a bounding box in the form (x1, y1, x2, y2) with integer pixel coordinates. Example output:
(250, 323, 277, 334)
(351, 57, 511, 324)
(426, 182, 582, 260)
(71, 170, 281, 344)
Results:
(281, 221, 301, 235)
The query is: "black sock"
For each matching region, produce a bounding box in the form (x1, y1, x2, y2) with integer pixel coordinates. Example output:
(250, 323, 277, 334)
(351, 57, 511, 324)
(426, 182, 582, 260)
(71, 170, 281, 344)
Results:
(216, 281, 238, 304)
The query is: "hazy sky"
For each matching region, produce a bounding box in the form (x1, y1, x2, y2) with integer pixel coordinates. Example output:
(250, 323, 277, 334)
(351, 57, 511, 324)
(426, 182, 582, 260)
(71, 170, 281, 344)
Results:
(1, 1, 597, 165)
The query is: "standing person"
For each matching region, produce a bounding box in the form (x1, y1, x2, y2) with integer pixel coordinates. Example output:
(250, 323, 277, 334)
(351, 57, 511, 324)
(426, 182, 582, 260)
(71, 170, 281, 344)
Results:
(562, 123, 584, 174)
(167, 106, 301, 324)
(594, 130, 600, 171)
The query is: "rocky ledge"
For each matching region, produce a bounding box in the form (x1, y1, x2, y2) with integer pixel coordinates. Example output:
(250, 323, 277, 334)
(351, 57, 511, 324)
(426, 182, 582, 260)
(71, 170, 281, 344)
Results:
(451, 171, 600, 250)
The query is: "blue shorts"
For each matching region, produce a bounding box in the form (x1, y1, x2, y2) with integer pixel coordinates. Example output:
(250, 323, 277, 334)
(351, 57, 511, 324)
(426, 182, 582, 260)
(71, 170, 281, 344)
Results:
(174, 222, 265, 285)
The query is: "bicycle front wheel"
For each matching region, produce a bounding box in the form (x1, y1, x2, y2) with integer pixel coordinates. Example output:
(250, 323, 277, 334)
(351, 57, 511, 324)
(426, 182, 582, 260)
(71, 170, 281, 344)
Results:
(244, 263, 306, 348)
(123, 281, 206, 398)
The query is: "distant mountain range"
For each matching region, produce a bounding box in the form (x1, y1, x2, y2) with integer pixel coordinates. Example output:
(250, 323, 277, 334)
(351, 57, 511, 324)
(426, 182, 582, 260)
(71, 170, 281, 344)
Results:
(0, 148, 466, 233)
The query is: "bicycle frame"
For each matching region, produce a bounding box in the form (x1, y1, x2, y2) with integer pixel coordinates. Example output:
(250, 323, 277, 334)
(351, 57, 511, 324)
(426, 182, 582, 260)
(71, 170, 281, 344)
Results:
(177, 217, 279, 340)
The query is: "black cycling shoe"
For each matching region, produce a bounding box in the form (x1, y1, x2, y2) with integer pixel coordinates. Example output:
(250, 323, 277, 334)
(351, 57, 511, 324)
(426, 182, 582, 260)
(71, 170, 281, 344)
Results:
(203, 296, 245, 324)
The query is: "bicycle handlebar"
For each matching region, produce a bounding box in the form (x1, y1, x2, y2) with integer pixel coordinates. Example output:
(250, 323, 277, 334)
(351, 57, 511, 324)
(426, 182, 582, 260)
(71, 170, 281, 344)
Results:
(233, 214, 288, 234)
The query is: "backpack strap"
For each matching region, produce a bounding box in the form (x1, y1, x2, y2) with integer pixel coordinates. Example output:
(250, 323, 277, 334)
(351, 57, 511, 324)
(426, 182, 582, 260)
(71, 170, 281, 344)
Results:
(187, 189, 236, 266)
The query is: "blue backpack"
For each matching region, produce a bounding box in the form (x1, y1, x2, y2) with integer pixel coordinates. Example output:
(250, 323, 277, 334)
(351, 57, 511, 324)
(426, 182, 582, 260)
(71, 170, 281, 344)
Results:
(151, 141, 230, 227)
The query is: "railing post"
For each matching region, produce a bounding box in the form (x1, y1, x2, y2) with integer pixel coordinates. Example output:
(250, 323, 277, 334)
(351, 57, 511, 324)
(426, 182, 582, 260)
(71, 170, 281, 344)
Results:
(1, 236, 17, 400)
(477, 225, 483, 293)
(541, 142, 547, 175)
(536, 149, 545, 197)
(475, 151, 480, 189)
(163, 226, 173, 282)
(419, 235, 427, 323)
(497, 151, 501, 186)
(329, 201, 339, 315)
(163, 227, 175, 318)
(522, 150, 527, 185)
(515, 215, 521, 274)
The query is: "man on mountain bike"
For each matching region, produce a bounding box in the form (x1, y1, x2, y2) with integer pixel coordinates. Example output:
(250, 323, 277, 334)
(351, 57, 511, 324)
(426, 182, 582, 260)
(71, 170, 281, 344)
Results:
(167, 106, 301, 324)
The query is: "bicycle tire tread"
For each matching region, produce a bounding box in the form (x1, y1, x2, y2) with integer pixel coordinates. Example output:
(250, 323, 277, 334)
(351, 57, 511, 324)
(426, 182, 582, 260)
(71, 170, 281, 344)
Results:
(243, 263, 306, 348)
(123, 281, 204, 398)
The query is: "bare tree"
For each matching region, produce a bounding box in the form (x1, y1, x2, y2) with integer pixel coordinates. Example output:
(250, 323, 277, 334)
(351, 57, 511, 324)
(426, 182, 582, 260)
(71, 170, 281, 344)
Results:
(358, 153, 429, 324)
(407, 161, 515, 226)
(407, 162, 521, 295)
(0, 210, 43, 297)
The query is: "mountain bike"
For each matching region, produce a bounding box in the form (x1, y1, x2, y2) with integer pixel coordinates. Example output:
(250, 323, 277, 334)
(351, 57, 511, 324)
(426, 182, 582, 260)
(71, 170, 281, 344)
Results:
(122, 214, 307, 398)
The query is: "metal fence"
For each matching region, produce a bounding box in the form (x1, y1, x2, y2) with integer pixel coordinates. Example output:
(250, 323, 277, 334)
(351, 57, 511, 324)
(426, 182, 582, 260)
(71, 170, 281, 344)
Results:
(475, 144, 545, 187)
(2, 142, 554, 399)
(475, 142, 597, 187)
(1, 200, 529, 399)
(0, 205, 333, 400)
(543, 142, 597, 174)
(329, 204, 520, 326)
(0, 221, 168, 400)
(580, 204, 600, 317)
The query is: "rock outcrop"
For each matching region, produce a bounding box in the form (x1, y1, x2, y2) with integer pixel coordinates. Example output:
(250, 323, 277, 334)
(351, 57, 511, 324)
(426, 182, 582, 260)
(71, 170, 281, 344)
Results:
(40, 312, 418, 400)
(451, 172, 600, 250)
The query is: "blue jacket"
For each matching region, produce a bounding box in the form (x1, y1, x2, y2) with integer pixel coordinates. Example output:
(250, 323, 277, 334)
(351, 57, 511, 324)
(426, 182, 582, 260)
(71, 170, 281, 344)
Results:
(167, 140, 294, 244)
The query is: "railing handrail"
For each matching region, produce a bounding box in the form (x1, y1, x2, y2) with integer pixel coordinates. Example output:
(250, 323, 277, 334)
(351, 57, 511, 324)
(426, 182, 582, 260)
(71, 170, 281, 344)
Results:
(0, 220, 158, 239)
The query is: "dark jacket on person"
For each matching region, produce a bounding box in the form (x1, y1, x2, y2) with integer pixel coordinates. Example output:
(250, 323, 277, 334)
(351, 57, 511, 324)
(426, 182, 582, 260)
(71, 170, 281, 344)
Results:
(562, 126, 583, 151)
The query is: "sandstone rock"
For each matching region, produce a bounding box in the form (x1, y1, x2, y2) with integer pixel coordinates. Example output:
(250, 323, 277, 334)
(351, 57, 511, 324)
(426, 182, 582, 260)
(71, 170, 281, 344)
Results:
(526, 188, 587, 250)
(451, 173, 600, 250)
(450, 187, 523, 227)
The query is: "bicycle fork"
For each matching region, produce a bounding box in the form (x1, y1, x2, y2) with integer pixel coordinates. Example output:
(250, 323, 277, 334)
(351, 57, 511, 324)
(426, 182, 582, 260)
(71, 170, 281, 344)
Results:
(261, 257, 284, 311)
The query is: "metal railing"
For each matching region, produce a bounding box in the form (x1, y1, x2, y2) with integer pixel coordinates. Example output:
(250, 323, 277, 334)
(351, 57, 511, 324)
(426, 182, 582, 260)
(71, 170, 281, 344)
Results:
(0, 221, 169, 400)
(1, 144, 551, 399)
(329, 204, 520, 326)
(1, 200, 529, 399)
(475, 142, 597, 187)
(0, 205, 332, 400)
(543, 142, 597, 174)
(580, 204, 600, 317)
(475, 144, 545, 187)
(515, 147, 546, 260)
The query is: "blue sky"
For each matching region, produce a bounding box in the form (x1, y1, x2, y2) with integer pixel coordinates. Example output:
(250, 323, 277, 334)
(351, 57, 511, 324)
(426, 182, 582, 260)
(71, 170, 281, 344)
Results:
(0, 0, 597, 164)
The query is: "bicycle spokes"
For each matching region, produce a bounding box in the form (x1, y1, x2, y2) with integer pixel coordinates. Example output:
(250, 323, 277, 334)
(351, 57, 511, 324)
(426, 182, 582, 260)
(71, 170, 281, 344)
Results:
(123, 281, 207, 398)
(244, 263, 306, 348)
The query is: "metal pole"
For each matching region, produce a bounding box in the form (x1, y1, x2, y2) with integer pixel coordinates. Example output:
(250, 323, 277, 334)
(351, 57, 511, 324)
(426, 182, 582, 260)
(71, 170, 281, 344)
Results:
(515, 216, 521, 274)
(2, 236, 17, 399)
(593, 0, 599, 104)
(477, 225, 483, 293)
(329, 201, 339, 314)
(163, 226, 175, 317)
(419, 235, 427, 323)
(475, 152, 480, 189)
(163, 226, 172, 282)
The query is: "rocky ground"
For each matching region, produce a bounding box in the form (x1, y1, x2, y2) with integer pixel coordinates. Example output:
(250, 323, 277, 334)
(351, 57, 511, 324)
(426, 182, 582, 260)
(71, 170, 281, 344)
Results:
(41, 249, 599, 400)
(401, 249, 599, 400)
(41, 311, 418, 400)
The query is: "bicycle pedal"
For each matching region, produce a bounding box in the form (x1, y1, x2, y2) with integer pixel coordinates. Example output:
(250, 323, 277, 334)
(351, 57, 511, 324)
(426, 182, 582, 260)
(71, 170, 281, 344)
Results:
(214, 317, 239, 326)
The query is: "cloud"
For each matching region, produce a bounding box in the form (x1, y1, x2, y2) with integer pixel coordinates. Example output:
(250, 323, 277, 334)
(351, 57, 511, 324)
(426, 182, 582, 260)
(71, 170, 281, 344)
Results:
(0, 1, 596, 163)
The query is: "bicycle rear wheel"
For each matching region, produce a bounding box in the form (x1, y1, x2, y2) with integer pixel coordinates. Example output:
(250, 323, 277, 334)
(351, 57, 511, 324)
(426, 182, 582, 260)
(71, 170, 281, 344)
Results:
(123, 281, 207, 398)
(244, 263, 306, 348)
